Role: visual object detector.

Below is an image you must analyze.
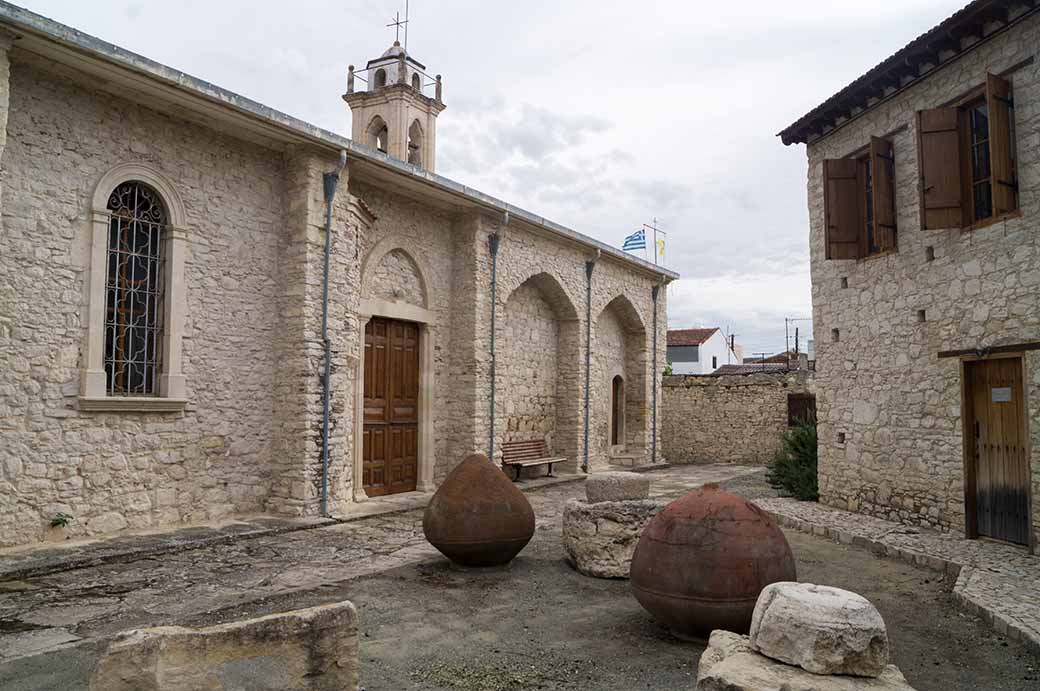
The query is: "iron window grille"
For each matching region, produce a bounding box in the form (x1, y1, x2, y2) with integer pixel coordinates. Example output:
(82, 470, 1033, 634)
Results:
(104, 181, 167, 396)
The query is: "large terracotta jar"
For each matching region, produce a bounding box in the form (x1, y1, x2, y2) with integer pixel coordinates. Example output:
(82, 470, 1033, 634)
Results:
(630, 483, 796, 640)
(423, 453, 536, 567)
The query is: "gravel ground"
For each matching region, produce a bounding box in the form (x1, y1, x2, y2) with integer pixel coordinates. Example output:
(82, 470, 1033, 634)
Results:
(191, 474, 1038, 691)
(4, 471, 1037, 690)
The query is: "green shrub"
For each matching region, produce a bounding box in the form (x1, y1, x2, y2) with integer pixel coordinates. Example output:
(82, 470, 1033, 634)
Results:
(767, 419, 818, 501)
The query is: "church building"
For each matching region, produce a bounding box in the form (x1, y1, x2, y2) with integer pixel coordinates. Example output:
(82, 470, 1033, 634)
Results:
(0, 3, 676, 546)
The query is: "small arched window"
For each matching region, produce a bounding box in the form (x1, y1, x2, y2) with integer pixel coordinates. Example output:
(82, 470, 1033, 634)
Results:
(408, 119, 423, 166)
(373, 68, 387, 89)
(611, 375, 625, 446)
(105, 181, 168, 395)
(411, 73, 421, 90)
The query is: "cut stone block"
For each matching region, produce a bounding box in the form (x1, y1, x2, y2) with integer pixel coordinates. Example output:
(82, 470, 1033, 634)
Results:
(585, 471, 651, 503)
(562, 497, 665, 578)
(750, 582, 889, 677)
(697, 630, 915, 691)
(89, 601, 359, 690)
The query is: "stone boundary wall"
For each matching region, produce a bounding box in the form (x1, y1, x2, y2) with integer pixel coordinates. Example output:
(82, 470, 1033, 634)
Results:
(661, 371, 814, 465)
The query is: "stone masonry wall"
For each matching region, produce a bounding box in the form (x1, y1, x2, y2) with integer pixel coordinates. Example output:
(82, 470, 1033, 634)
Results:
(662, 371, 815, 465)
(499, 279, 560, 447)
(0, 55, 287, 545)
(0, 45, 672, 546)
(805, 12, 1040, 551)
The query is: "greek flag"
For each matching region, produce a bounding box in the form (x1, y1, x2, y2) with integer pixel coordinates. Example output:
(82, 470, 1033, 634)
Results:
(622, 228, 646, 251)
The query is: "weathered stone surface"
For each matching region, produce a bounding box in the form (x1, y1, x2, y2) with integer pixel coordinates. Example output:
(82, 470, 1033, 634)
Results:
(697, 630, 915, 691)
(562, 497, 665, 578)
(750, 582, 889, 677)
(802, 10, 1040, 552)
(662, 370, 815, 465)
(585, 471, 651, 503)
(88, 601, 360, 691)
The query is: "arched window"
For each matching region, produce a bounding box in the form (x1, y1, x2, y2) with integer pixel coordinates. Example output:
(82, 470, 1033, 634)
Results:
(411, 73, 421, 90)
(611, 375, 625, 446)
(373, 68, 387, 89)
(408, 119, 423, 166)
(105, 181, 168, 395)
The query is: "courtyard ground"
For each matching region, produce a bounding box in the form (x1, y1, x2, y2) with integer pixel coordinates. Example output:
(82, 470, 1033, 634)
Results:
(1, 466, 1037, 689)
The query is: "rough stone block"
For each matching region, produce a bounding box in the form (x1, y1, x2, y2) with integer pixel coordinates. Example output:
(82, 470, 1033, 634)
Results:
(697, 630, 914, 691)
(585, 471, 650, 503)
(562, 497, 665, 578)
(89, 601, 359, 690)
(750, 582, 889, 677)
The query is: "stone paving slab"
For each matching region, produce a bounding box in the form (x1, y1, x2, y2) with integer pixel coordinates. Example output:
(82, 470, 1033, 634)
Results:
(756, 497, 1040, 655)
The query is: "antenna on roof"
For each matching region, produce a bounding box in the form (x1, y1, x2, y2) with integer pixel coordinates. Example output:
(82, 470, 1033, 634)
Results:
(405, 0, 410, 51)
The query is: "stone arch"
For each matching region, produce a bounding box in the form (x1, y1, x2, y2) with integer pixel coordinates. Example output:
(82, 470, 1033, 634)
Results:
(92, 162, 186, 228)
(361, 237, 432, 309)
(366, 115, 389, 153)
(591, 294, 649, 468)
(495, 272, 581, 473)
(411, 73, 421, 90)
(373, 68, 387, 89)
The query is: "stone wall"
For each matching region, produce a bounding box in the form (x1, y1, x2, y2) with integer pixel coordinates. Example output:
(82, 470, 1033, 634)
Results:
(661, 371, 815, 465)
(804, 12, 1040, 550)
(0, 55, 287, 545)
(0, 44, 671, 546)
(499, 279, 560, 447)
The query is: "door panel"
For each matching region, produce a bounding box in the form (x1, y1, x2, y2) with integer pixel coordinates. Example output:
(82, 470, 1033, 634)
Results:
(966, 358, 1030, 545)
(363, 318, 420, 496)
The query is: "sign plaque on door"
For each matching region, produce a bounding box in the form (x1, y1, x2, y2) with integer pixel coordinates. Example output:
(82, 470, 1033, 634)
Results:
(991, 387, 1012, 403)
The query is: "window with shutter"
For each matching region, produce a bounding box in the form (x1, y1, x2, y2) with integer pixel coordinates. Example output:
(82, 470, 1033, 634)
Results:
(823, 158, 862, 260)
(918, 108, 964, 229)
(916, 74, 1018, 230)
(870, 137, 897, 252)
(986, 73, 1016, 217)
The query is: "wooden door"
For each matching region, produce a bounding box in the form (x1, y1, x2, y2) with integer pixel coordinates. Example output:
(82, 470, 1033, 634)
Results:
(965, 357, 1031, 545)
(363, 318, 419, 496)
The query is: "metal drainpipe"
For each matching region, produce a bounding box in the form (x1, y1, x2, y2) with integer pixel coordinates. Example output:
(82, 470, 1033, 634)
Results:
(651, 283, 660, 465)
(582, 251, 598, 473)
(320, 150, 348, 518)
(488, 212, 507, 461)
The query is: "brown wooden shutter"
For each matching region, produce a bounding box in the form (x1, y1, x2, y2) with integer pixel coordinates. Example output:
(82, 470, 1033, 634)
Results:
(986, 73, 1016, 215)
(870, 136, 896, 251)
(823, 158, 862, 260)
(917, 108, 964, 229)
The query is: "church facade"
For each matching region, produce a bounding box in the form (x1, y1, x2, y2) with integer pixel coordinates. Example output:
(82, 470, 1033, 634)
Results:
(0, 4, 675, 546)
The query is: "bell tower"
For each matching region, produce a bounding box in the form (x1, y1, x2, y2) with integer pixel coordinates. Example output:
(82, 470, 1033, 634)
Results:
(342, 39, 445, 172)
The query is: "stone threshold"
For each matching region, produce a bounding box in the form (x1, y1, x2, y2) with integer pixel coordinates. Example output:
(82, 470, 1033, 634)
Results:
(0, 473, 587, 582)
(756, 497, 1040, 656)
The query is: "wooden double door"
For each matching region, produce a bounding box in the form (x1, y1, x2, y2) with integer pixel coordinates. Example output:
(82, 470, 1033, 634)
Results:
(964, 357, 1031, 545)
(363, 318, 419, 497)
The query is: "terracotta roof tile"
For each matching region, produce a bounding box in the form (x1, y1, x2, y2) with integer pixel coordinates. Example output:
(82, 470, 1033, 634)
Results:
(667, 328, 719, 346)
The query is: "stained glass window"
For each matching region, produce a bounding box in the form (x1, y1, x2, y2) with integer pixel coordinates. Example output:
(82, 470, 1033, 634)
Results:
(104, 181, 167, 395)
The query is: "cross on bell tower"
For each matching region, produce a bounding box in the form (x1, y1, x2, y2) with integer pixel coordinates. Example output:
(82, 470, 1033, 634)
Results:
(342, 16, 445, 173)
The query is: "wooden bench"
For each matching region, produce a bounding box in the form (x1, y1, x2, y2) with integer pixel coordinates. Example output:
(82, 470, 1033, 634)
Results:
(501, 439, 565, 481)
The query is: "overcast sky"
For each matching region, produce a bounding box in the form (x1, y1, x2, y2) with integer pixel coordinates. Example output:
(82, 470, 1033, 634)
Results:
(18, 0, 965, 355)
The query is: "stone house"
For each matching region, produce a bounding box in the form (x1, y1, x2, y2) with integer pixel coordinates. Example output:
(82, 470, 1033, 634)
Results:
(666, 327, 741, 374)
(0, 3, 676, 547)
(780, 0, 1040, 552)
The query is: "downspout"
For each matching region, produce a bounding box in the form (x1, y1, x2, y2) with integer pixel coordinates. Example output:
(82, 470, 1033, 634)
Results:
(583, 251, 599, 473)
(651, 283, 660, 465)
(488, 212, 507, 461)
(320, 149, 348, 517)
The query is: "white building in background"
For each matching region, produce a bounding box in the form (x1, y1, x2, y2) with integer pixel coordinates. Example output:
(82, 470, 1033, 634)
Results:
(666, 328, 741, 375)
